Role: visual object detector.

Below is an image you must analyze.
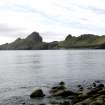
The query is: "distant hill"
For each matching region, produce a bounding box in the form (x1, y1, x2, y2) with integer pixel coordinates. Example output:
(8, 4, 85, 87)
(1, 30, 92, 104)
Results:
(59, 34, 105, 49)
(0, 32, 105, 50)
(0, 32, 59, 50)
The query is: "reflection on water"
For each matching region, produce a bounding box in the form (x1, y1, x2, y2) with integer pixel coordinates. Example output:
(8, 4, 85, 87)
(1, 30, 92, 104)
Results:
(0, 50, 105, 100)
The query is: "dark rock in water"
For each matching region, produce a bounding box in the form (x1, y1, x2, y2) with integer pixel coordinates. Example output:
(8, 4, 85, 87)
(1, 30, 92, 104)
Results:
(87, 86, 92, 90)
(95, 80, 101, 83)
(77, 85, 84, 91)
(77, 85, 82, 88)
(97, 84, 104, 89)
(93, 82, 97, 87)
(50, 85, 66, 94)
(30, 89, 45, 98)
(22, 102, 25, 105)
(87, 84, 104, 96)
(51, 89, 77, 97)
(59, 81, 65, 86)
(50, 82, 77, 97)
(79, 87, 84, 91)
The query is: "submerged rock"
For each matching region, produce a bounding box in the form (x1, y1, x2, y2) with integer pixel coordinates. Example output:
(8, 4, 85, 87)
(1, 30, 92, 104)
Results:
(50, 81, 77, 97)
(87, 84, 104, 96)
(50, 81, 66, 94)
(29, 81, 105, 105)
(50, 85, 66, 94)
(97, 84, 104, 89)
(30, 89, 45, 98)
(52, 89, 77, 97)
(59, 81, 65, 86)
(92, 82, 97, 87)
(74, 83, 105, 105)
(77, 85, 84, 91)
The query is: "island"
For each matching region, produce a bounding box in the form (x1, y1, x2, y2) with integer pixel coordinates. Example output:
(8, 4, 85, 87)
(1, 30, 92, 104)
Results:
(0, 32, 105, 50)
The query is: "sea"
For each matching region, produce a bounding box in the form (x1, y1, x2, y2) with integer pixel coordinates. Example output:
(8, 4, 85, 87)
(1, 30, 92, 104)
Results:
(0, 50, 105, 105)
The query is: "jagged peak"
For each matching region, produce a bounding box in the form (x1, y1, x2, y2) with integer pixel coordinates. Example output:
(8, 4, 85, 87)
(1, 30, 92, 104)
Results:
(65, 34, 72, 41)
(26, 32, 43, 42)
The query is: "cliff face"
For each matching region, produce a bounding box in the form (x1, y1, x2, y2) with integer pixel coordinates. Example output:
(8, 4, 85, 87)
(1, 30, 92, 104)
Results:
(1, 32, 105, 50)
(25, 32, 42, 42)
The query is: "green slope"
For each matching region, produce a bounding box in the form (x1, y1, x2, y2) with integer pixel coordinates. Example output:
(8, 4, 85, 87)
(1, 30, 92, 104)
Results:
(1, 33, 105, 50)
(59, 34, 105, 49)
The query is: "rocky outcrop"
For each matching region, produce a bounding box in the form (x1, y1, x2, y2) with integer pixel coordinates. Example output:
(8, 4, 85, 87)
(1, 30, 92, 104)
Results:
(49, 81, 77, 97)
(0, 32, 59, 50)
(30, 89, 45, 98)
(65, 34, 72, 41)
(26, 32, 42, 42)
(30, 81, 78, 99)
(30, 81, 105, 105)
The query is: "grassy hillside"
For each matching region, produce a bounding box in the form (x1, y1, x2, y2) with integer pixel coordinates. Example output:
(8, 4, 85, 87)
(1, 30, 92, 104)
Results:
(0, 32, 59, 50)
(1, 33, 105, 50)
(59, 34, 105, 49)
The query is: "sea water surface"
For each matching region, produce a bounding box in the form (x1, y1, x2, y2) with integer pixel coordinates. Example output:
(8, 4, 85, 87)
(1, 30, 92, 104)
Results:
(0, 50, 105, 104)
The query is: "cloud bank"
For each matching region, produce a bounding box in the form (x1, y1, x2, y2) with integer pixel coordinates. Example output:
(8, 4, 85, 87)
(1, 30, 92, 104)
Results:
(0, 0, 105, 43)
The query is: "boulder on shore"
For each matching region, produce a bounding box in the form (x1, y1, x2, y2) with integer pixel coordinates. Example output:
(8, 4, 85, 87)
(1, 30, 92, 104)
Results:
(52, 89, 77, 97)
(50, 81, 77, 97)
(30, 89, 45, 98)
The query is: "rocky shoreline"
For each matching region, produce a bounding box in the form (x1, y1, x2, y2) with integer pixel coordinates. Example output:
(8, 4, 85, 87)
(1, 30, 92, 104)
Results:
(1, 80, 105, 105)
(29, 81, 105, 105)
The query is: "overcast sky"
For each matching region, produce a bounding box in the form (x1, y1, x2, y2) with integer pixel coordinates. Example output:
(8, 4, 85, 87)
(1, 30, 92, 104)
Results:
(0, 0, 105, 44)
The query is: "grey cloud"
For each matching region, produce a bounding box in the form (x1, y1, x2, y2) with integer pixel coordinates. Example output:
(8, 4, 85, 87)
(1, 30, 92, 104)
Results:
(74, 3, 105, 14)
(0, 24, 22, 32)
(87, 6, 105, 14)
(0, 24, 26, 38)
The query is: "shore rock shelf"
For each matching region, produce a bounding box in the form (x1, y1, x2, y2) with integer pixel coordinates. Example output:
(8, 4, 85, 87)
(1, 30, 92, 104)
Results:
(30, 81, 105, 105)
(30, 89, 45, 98)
